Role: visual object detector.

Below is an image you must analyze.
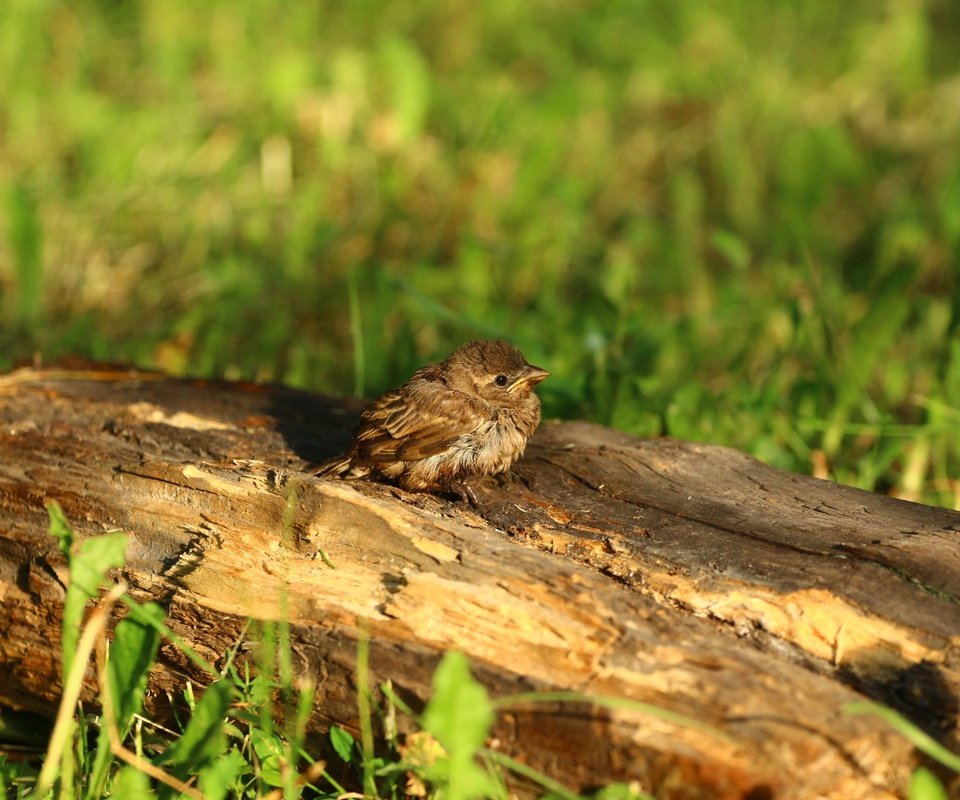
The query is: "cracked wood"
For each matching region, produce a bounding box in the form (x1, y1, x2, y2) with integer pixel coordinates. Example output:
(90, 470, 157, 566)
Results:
(1, 363, 958, 799)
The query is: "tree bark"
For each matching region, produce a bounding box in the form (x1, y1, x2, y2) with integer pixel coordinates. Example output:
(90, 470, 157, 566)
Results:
(1, 362, 958, 799)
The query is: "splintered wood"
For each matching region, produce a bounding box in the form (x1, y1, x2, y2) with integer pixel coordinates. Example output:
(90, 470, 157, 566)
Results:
(1, 363, 957, 799)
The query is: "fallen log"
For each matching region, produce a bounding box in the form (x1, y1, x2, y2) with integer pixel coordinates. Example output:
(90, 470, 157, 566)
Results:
(1, 362, 958, 799)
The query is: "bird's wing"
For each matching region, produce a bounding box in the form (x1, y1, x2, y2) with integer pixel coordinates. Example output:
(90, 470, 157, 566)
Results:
(353, 380, 489, 464)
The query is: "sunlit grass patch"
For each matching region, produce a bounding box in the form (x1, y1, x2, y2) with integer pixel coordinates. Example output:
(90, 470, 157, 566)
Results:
(1, 2, 957, 506)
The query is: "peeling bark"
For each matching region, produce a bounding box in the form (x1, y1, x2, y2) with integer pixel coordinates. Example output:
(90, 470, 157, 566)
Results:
(1, 363, 958, 799)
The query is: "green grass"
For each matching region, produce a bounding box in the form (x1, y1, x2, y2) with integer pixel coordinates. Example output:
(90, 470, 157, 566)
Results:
(1, 1, 959, 507)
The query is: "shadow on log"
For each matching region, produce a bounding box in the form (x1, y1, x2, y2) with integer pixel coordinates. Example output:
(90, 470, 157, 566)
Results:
(1, 362, 958, 799)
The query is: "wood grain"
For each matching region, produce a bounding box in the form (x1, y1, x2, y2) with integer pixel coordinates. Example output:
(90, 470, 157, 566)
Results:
(1, 363, 957, 798)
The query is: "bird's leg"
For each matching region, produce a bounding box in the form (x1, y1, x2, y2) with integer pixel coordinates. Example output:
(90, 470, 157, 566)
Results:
(493, 469, 520, 487)
(446, 479, 482, 507)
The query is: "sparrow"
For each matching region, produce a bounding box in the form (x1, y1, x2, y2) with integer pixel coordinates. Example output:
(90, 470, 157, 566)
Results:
(316, 340, 548, 497)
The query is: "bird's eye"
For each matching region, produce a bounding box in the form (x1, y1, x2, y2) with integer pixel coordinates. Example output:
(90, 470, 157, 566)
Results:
(494, 374, 509, 387)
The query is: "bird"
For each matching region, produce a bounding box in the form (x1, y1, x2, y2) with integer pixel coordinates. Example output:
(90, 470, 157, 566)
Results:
(315, 340, 548, 498)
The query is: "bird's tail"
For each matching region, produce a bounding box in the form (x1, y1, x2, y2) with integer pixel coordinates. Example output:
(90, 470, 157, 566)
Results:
(312, 454, 353, 477)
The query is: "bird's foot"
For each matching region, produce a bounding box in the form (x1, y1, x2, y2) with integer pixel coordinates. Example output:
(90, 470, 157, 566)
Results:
(447, 479, 482, 507)
(493, 470, 519, 487)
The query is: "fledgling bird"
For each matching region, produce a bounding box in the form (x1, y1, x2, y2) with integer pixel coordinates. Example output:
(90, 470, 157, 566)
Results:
(316, 340, 548, 497)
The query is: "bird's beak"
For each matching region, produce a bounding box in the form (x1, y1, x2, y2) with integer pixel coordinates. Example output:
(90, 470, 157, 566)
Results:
(509, 364, 549, 391)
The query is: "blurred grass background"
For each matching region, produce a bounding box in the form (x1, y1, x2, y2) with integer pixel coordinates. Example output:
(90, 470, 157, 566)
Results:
(1, 0, 958, 507)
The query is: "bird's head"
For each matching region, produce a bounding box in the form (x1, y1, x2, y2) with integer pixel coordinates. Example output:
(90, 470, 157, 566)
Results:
(443, 340, 548, 406)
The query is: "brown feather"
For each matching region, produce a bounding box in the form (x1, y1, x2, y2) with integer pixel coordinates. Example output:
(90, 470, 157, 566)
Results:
(315, 340, 548, 495)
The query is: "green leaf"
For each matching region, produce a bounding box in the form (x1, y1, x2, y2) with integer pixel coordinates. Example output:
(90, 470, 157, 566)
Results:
(330, 725, 356, 763)
(0, 752, 38, 796)
(110, 602, 165, 728)
(421, 651, 496, 800)
(46, 500, 73, 558)
(110, 765, 156, 800)
(198, 746, 248, 800)
(51, 504, 128, 685)
(250, 728, 285, 788)
(86, 601, 163, 800)
(161, 679, 234, 771)
(909, 767, 949, 800)
(69, 533, 129, 598)
(594, 780, 656, 800)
